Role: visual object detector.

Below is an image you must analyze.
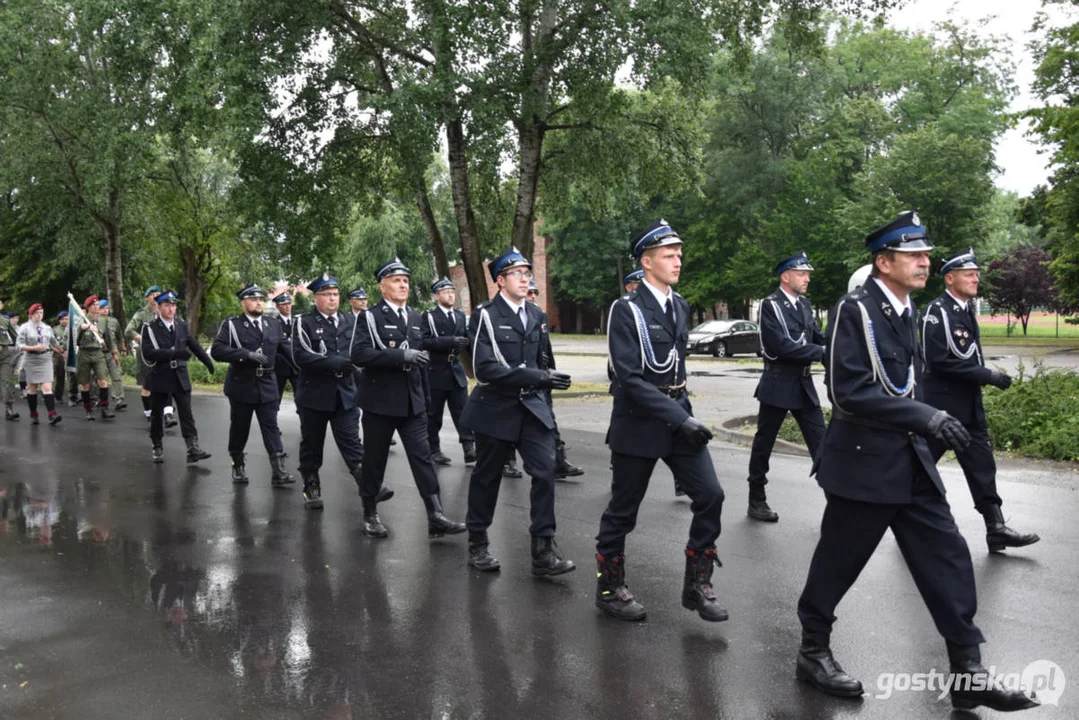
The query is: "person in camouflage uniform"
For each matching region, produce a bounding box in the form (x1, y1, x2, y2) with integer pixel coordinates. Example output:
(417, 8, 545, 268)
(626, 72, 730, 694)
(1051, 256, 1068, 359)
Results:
(98, 299, 128, 410)
(75, 295, 116, 421)
(126, 286, 176, 427)
(51, 311, 72, 403)
(0, 299, 19, 420)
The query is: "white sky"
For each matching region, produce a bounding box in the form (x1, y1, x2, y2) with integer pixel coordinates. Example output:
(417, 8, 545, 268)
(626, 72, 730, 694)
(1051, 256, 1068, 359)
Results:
(888, 0, 1070, 196)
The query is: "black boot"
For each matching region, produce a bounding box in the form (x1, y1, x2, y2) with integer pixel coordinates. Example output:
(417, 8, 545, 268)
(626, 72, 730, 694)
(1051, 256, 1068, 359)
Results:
(595, 552, 647, 621)
(681, 548, 728, 621)
(948, 643, 1039, 712)
(164, 410, 178, 428)
(431, 449, 452, 466)
(362, 496, 388, 538)
(5, 404, 19, 421)
(531, 536, 576, 577)
(349, 465, 394, 503)
(462, 440, 477, 464)
(185, 436, 211, 463)
(502, 459, 523, 478)
(555, 441, 584, 480)
(748, 483, 778, 521)
(99, 389, 115, 419)
(300, 470, 323, 510)
(151, 445, 164, 464)
(423, 493, 466, 538)
(230, 453, 249, 485)
(468, 531, 500, 571)
(796, 631, 864, 698)
(983, 505, 1040, 553)
(270, 453, 294, 487)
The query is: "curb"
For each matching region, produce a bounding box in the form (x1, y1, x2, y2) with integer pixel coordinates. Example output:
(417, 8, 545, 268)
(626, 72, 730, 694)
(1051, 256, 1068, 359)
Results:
(714, 414, 812, 457)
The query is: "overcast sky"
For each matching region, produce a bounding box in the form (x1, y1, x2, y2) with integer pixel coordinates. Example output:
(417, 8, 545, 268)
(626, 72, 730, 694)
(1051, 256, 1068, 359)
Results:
(888, 0, 1070, 197)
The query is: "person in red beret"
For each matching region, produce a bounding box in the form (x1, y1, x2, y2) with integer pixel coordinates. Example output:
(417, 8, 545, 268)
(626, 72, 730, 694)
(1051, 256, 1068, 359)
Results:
(15, 303, 64, 424)
(75, 294, 117, 420)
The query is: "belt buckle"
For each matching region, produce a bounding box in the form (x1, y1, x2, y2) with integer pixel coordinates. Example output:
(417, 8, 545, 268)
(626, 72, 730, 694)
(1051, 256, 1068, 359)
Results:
(334, 370, 344, 378)
(169, 359, 179, 369)
(256, 367, 265, 377)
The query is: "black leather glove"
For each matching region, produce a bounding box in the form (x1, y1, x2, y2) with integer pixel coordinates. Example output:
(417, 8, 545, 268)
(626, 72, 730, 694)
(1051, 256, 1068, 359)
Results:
(811, 344, 826, 362)
(677, 417, 714, 449)
(403, 349, 430, 367)
(174, 347, 192, 361)
(927, 410, 971, 453)
(203, 360, 216, 375)
(538, 370, 572, 390)
(453, 336, 471, 348)
(333, 355, 354, 372)
(987, 369, 1012, 390)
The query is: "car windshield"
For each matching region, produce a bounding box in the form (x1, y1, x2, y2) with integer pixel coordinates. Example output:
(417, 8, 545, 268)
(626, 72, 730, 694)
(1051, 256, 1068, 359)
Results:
(690, 320, 737, 334)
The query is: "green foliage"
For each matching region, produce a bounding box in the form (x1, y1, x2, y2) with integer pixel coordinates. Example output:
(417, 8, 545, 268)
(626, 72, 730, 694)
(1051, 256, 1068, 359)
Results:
(984, 363, 1079, 462)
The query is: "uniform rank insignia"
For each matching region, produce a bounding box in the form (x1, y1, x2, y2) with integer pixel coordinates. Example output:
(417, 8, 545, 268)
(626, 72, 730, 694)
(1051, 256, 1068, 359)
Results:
(649, 324, 662, 330)
(316, 328, 323, 334)
(925, 313, 939, 324)
(881, 302, 892, 317)
(499, 325, 513, 330)
(953, 305, 962, 313)
(783, 301, 791, 308)
(541, 323, 547, 332)
(389, 341, 396, 348)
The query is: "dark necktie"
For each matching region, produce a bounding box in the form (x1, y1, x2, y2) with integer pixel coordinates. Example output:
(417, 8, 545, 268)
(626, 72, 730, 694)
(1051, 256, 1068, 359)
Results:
(518, 307, 528, 332)
(665, 300, 675, 328)
(253, 319, 262, 335)
(399, 309, 408, 329)
(329, 314, 336, 329)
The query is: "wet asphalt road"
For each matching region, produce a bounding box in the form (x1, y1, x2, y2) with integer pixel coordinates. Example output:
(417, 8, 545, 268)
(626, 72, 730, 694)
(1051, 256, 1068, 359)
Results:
(0, 391, 1075, 719)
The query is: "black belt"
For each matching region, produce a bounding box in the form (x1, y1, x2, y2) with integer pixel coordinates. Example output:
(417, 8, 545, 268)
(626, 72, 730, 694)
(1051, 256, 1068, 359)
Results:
(657, 385, 687, 399)
(832, 407, 907, 433)
(168, 359, 188, 369)
(764, 362, 811, 377)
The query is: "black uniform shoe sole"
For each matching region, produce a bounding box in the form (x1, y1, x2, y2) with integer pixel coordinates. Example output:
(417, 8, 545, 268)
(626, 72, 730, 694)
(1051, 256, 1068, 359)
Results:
(748, 509, 779, 522)
(531, 563, 577, 577)
(428, 524, 467, 539)
(988, 535, 1040, 553)
(304, 498, 324, 510)
(432, 456, 452, 466)
(503, 470, 523, 479)
(555, 468, 585, 479)
(951, 693, 1039, 712)
(468, 558, 501, 572)
(362, 526, 388, 538)
(271, 479, 296, 488)
(595, 599, 647, 622)
(681, 597, 729, 622)
(232, 478, 250, 485)
(795, 665, 864, 698)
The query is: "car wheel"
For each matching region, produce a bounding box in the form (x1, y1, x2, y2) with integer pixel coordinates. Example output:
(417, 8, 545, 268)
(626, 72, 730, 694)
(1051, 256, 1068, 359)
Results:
(712, 341, 727, 358)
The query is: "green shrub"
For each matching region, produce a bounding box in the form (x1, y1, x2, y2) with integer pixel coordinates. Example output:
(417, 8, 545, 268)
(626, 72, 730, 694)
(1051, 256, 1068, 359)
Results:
(983, 362, 1079, 462)
(188, 359, 228, 385)
(777, 407, 832, 444)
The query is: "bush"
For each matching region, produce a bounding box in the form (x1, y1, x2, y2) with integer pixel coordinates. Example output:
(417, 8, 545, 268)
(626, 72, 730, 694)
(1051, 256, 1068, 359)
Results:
(983, 362, 1079, 462)
(778, 407, 832, 444)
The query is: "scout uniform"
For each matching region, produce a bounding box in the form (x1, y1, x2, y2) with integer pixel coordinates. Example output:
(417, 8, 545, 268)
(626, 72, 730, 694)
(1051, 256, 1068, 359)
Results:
(75, 295, 116, 420)
(99, 299, 127, 409)
(0, 308, 19, 419)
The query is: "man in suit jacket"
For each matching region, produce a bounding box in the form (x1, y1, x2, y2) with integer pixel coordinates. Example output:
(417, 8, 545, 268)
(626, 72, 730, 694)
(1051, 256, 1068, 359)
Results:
(461, 247, 575, 576)
(211, 284, 296, 488)
(921, 249, 1039, 553)
(350, 258, 465, 540)
(795, 212, 1036, 713)
(747, 251, 827, 522)
(141, 290, 216, 464)
(421, 277, 475, 466)
(595, 220, 726, 624)
(291, 274, 372, 511)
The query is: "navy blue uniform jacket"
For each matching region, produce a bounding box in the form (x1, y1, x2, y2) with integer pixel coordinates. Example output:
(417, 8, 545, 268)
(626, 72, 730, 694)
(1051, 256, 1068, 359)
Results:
(755, 289, 825, 409)
(421, 306, 469, 391)
(350, 300, 428, 417)
(291, 310, 357, 413)
(920, 292, 991, 428)
(211, 314, 294, 404)
(141, 318, 214, 394)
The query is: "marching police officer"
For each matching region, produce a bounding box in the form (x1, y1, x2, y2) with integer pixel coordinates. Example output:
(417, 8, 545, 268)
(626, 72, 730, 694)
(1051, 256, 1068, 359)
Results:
(127, 286, 177, 427)
(461, 247, 575, 575)
(0, 300, 20, 420)
(98, 299, 128, 410)
(921, 249, 1040, 553)
(75, 295, 117, 421)
(271, 291, 299, 407)
(466, 294, 523, 479)
(595, 221, 726, 623)
(347, 287, 369, 316)
(527, 279, 584, 479)
(795, 212, 1037, 712)
(141, 291, 216, 464)
(421, 277, 475, 465)
(623, 268, 643, 294)
(291, 274, 372, 510)
(746, 251, 826, 522)
(351, 259, 465, 539)
(211, 284, 296, 487)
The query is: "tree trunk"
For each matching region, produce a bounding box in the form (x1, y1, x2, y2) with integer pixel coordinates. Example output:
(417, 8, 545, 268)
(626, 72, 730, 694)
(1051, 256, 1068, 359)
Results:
(575, 306, 583, 334)
(101, 195, 127, 332)
(181, 248, 207, 336)
(445, 116, 488, 308)
(511, 122, 545, 258)
(414, 179, 449, 279)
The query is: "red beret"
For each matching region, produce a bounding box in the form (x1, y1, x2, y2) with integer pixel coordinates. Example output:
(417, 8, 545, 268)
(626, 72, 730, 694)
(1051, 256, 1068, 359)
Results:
(83, 295, 99, 309)
(28, 303, 43, 316)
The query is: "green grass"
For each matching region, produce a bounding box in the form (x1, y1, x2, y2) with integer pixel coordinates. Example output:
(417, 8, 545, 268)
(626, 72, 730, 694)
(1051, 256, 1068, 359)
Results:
(978, 323, 1079, 340)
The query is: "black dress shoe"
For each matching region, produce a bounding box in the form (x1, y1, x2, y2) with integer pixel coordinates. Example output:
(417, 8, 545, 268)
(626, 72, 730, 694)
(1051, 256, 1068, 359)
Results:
(152, 446, 164, 464)
(431, 450, 452, 466)
(164, 414, 178, 428)
(796, 644, 864, 698)
(462, 441, 477, 464)
(468, 543, 501, 571)
(423, 493, 466, 538)
(748, 499, 779, 522)
(983, 506, 1039, 553)
(363, 513, 388, 538)
(948, 645, 1039, 712)
(502, 460, 523, 478)
(531, 536, 576, 576)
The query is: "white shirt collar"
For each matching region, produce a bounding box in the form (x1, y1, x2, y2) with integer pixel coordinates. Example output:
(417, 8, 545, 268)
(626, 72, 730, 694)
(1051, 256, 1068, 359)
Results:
(945, 289, 969, 310)
(779, 286, 801, 307)
(499, 292, 526, 316)
(640, 277, 674, 312)
(384, 299, 407, 314)
(244, 313, 262, 325)
(162, 319, 174, 329)
(319, 311, 337, 323)
(872, 278, 913, 316)
(440, 305, 455, 317)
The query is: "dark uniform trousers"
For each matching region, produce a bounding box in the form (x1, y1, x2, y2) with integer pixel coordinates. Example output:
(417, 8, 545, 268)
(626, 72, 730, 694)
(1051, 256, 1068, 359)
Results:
(142, 318, 212, 444)
(212, 315, 293, 457)
(798, 281, 985, 648)
(921, 294, 1002, 513)
(749, 290, 827, 488)
(275, 316, 298, 406)
(598, 287, 725, 554)
(462, 295, 559, 537)
(291, 310, 364, 476)
(421, 307, 473, 451)
(352, 301, 440, 500)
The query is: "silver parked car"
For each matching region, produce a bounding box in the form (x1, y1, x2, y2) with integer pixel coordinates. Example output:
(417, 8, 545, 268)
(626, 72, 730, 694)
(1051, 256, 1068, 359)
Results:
(687, 320, 762, 358)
